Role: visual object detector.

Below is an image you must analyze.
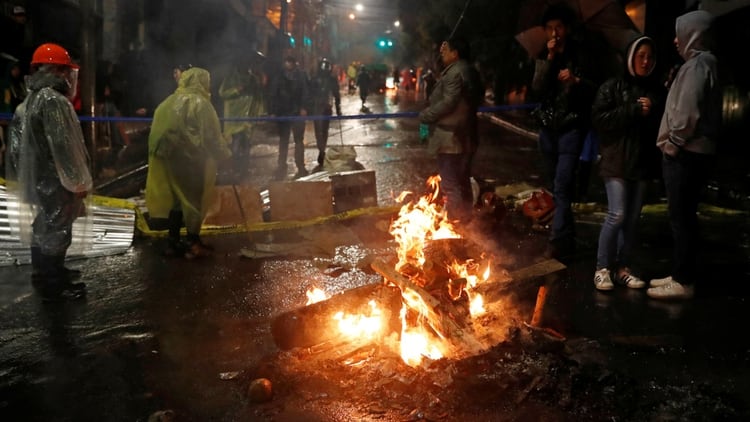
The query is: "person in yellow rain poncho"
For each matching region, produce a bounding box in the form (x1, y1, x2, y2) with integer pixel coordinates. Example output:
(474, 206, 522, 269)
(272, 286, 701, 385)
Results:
(219, 53, 266, 181)
(145, 67, 232, 259)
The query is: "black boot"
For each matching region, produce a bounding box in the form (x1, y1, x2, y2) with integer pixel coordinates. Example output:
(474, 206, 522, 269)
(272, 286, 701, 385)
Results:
(184, 234, 212, 260)
(31, 247, 81, 281)
(162, 211, 187, 257)
(33, 254, 86, 302)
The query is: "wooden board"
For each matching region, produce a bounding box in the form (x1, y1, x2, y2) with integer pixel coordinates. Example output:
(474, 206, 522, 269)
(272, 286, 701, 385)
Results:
(268, 181, 333, 221)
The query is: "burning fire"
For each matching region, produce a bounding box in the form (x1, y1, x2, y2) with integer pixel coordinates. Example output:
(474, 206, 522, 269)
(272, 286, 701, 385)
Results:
(389, 176, 490, 365)
(334, 300, 383, 339)
(306, 287, 328, 305)
(389, 176, 460, 271)
(305, 177, 493, 367)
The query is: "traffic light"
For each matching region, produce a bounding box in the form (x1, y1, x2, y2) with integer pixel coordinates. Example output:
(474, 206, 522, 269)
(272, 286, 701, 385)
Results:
(376, 38, 394, 48)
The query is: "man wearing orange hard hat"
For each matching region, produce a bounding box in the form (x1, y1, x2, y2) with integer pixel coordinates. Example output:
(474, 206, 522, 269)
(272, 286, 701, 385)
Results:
(5, 43, 92, 302)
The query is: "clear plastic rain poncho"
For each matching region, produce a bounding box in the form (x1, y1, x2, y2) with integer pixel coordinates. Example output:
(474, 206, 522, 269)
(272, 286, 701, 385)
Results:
(145, 67, 231, 235)
(5, 66, 93, 256)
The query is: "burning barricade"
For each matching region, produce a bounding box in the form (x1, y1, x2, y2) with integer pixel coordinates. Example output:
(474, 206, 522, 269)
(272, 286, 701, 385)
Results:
(271, 176, 564, 368)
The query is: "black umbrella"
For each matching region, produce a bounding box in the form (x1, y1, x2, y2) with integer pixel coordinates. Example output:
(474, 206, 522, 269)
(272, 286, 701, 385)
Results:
(515, 0, 640, 58)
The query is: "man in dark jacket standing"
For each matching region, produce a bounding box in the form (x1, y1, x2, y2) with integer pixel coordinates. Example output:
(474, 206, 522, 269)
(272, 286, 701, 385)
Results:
(419, 37, 480, 224)
(268, 56, 309, 179)
(308, 58, 341, 170)
(531, 4, 597, 260)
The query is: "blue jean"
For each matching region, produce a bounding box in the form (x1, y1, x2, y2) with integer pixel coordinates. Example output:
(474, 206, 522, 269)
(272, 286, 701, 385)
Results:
(662, 151, 712, 285)
(437, 152, 472, 222)
(538, 128, 583, 241)
(596, 177, 646, 270)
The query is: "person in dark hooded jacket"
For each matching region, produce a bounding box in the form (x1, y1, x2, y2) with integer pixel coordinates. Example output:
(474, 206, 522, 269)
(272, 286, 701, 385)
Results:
(590, 36, 666, 292)
(6, 43, 92, 301)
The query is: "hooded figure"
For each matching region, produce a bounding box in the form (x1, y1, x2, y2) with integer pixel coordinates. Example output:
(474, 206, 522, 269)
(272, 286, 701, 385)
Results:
(145, 67, 232, 258)
(590, 36, 666, 292)
(593, 36, 665, 181)
(656, 10, 720, 157)
(219, 56, 266, 180)
(647, 10, 721, 300)
(1, 61, 27, 114)
(6, 43, 92, 301)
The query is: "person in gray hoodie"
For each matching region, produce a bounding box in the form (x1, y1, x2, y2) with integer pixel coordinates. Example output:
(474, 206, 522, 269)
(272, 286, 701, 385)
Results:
(647, 10, 721, 300)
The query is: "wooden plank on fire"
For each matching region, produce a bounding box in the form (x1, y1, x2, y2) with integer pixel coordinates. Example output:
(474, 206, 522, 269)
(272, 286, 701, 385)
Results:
(271, 282, 402, 351)
(371, 258, 485, 356)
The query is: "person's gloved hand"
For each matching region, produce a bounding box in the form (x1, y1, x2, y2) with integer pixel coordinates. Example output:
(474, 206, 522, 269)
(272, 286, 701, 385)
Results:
(336, 105, 342, 116)
(419, 123, 429, 142)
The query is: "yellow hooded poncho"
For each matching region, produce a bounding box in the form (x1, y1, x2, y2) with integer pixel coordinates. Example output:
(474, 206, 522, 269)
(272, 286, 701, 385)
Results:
(145, 67, 232, 234)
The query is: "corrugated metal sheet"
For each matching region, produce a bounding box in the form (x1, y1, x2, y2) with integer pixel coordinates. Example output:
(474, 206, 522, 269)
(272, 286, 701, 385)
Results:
(0, 184, 135, 267)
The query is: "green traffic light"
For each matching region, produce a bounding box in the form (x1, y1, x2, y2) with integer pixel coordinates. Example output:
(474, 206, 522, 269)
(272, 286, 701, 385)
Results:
(376, 39, 393, 48)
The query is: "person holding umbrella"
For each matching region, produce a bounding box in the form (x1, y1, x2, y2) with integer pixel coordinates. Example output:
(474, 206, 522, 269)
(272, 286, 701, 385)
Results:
(531, 4, 598, 261)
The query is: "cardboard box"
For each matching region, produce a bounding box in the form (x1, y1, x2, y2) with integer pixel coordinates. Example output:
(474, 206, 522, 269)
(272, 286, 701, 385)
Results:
(268, 181, 333, 221)
(330, 170, 377, 213)
(203, 184, 264, 226)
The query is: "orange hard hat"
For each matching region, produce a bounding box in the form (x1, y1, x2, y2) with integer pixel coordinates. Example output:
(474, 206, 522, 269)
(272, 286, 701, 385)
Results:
(31, 43, 79, 69)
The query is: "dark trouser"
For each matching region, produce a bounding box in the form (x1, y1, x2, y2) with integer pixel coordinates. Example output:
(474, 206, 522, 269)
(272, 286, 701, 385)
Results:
(231, 131, 251, 176)
(277, 120, 306, 171)
(538, 128, 583, 242)
(662, 151, 713, 285)
(313, 116, 331, 165)
(32, 187, 82, 257)
(437, 152, 472, 222)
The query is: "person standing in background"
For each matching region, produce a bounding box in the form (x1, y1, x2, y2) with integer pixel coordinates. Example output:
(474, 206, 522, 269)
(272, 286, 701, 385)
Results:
(356, 65, 371, 112)
(531, 4, 598, 261)
(419, 37, 479, 224)
(648, 10, 721, 300)
(219, 54, 266, 182)
(308, 58, 341, 172)
(267, 56, 309, 180)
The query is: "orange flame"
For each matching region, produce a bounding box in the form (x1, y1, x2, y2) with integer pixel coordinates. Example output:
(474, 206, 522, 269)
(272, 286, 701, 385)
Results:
(389, 176, 460, 272)
(399, 291, 447, 366)
(448, 260, 490, 317)
(305, 287, 328, 305)
(334, 300, 384, 339)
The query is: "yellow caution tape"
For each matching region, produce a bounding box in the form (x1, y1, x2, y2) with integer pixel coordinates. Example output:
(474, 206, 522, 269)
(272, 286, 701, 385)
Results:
(137, 205, 402, 238)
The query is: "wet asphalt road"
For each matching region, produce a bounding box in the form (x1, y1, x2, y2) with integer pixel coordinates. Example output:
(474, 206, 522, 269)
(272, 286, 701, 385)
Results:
(1, 89, 749, 421)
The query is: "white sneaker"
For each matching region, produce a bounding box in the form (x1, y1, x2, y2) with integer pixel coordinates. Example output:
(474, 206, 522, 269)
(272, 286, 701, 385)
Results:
(649, 275, 673, 288)
(647, 280, 694, 300)
(594, 268, 614, 291)
(617, 269, 646, 289)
